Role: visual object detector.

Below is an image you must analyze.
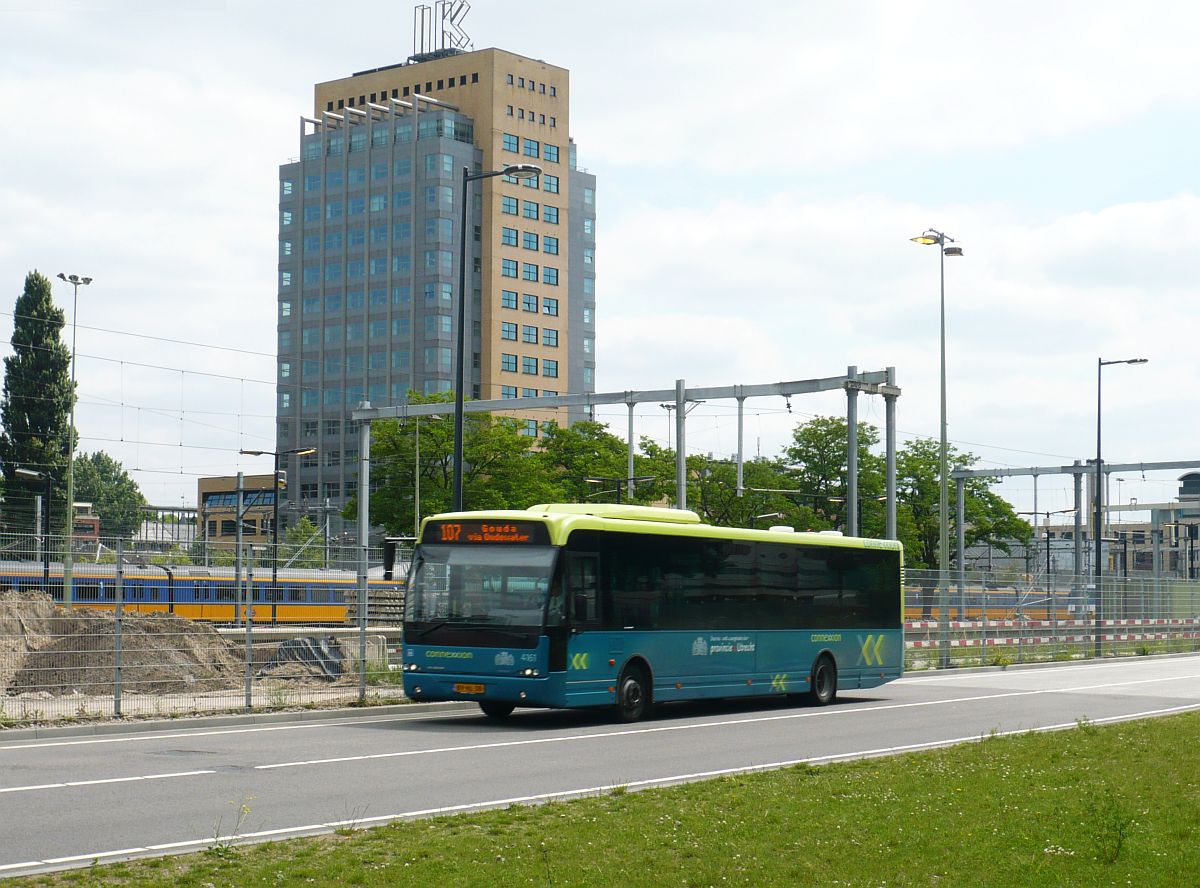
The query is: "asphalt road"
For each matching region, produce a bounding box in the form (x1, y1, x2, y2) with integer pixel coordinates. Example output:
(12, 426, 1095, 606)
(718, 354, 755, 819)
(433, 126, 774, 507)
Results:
(2, 654, 1198, 877)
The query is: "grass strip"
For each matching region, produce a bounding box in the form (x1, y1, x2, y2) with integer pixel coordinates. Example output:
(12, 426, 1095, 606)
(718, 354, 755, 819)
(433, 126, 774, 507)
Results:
(16, 710, 1200, 887)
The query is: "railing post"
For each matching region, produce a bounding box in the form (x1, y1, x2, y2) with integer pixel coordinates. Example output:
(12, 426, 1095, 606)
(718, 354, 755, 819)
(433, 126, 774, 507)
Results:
(358, 409, 372, 704)
(114, 539, 124, 719)
(244, 549, 253, 711)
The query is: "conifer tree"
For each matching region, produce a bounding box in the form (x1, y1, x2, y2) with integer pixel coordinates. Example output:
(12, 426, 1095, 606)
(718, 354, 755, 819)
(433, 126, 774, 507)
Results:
(0, 271, 74, 532)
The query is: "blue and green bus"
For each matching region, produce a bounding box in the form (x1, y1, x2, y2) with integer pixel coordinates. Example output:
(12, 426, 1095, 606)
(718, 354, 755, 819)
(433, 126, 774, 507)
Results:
(402, 503, 903, 720)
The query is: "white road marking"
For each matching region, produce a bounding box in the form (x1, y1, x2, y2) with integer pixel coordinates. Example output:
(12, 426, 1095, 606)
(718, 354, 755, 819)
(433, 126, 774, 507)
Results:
(0, 770, 214, 794)
(898, 655, 1199, 684)
(0, 709, 476, 752)
(256, 671, 1200, 770)
(3, 701, 1198, 877)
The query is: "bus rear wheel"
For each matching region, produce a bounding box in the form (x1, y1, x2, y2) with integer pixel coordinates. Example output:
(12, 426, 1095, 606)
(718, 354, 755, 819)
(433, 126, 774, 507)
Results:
(808, 655, 837, 706)
(479, 701, 515, 719)
(616, 665, 652, 722)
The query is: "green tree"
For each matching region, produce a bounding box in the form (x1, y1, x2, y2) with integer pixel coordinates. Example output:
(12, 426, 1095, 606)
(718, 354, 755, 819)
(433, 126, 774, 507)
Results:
(688, 456, 824, 530)
(897, 438, 1032, 570)
(281, 515, 325, 568)
(0, 271, 74, 532)
(785, 416, 885, 533)
(537, 420, 642, 503)
(356, 391, 560, 535)
(72, 451, 147, 538)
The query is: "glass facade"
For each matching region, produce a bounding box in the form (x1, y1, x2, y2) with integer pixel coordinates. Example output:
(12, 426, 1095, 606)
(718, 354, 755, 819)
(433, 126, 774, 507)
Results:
(278, 109, 477, 516)
(279, 50, 597, 521)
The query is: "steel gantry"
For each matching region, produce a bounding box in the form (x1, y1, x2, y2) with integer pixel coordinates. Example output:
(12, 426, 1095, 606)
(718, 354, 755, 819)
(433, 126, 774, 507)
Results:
(350, 365, 902, 589)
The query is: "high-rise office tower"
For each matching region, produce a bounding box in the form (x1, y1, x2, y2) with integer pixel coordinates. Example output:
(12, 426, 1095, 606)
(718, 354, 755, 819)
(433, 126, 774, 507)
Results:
(276, 46, 597, 531)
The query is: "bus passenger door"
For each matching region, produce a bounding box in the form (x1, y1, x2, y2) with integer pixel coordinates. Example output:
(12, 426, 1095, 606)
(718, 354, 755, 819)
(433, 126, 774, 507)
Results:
(562, 553, 608, 679)
(566, 553, 599, 627)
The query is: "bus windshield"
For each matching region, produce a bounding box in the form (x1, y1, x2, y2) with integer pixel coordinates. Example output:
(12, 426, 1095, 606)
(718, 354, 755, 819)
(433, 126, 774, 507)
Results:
(406, 544, 558, 630)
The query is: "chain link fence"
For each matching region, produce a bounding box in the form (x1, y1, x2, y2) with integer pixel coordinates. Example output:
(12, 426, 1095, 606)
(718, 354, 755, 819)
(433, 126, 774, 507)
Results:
(0, 532, 410, 726)
(904, 568, 1200, 669)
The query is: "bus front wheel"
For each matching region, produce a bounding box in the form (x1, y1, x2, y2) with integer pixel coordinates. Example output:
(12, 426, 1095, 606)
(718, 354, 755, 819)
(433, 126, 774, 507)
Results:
(479, 701, 515, 719)
(808, 655, 837, 706)
(616, 665, 652, 722)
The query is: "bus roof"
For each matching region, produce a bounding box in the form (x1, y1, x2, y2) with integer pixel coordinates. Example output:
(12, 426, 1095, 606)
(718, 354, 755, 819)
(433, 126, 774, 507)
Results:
(421, 504, 903, 554)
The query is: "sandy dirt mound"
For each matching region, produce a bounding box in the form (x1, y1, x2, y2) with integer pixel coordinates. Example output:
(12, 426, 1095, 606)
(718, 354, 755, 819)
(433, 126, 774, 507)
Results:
(0, 591, 74, 689)
(7, 609, 242, 696)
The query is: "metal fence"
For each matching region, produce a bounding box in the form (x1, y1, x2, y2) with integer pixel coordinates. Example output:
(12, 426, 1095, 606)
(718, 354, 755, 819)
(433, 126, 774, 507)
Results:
(0, 532, 409, 725)
(4, 533, 1199, 726)
(904, 568, 1200, 669)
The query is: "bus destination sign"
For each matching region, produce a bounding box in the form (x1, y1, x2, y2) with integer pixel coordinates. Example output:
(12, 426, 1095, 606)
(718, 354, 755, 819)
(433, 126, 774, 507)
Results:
(424, 520, 550, 545)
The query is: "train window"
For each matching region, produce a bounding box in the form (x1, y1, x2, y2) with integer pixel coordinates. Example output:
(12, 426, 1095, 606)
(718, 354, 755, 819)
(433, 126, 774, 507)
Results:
(218, 585, 236, 602)
(77, 583, 100, 602)
(288, 587, 304, 602)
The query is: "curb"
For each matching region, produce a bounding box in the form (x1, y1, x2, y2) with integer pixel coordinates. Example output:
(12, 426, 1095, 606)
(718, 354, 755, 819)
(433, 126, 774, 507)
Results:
(904, 648, 1200, 677)
(0, 700, 475, 744)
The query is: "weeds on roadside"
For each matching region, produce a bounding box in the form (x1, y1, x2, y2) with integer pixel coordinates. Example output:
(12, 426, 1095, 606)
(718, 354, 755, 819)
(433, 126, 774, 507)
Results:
(207, 795, 255, 859)
(1088, 785, 1133, 863)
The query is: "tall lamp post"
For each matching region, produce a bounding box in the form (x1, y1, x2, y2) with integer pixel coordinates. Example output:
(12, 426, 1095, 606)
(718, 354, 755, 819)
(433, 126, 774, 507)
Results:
(413, 414, 442, 538)
(15, 467, 53, 587)
(240, 447, 316, 598)
(454, 162, 542, 511)
(911, 231, 961, 668)
(56, 272, 91, 607)
(1093, 357, 1148, 656)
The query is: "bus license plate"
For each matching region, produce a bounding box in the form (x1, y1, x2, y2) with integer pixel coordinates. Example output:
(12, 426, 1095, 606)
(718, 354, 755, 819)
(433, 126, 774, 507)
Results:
(454, 683, 485, 694)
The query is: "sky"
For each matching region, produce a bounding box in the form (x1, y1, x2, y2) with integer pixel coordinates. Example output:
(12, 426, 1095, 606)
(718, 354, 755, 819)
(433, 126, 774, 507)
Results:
(2, 0, 1198, 526)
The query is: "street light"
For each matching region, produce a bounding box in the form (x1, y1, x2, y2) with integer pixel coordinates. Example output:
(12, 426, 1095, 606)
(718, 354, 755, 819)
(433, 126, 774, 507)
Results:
(413, 414, 442, 538)
(56, 272, 91, 608)
(1017, 508, 1076, 575)
(911, 230, 962, 666)
(454, 161, 543, 512)
(754, 511, 786, 528)
(15, 467, 53, 587)
(585, 475, 655, 502)
(828, 494, 887, 535)
(240, 447, 316, 600)
(1093, 356, 1148, 656)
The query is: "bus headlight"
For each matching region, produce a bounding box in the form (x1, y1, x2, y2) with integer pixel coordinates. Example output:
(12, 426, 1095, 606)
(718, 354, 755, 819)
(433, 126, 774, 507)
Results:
(520, 668, 539, 677)
(405, 663, 420, 671)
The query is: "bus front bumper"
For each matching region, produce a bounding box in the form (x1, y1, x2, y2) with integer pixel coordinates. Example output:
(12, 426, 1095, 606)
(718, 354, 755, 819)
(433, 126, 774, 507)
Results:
(403, 672, 561, 708)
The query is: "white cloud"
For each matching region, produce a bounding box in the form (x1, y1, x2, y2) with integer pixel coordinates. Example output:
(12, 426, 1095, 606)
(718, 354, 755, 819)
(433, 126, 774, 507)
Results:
(571, 2, 1200, 173)
(1, 0, 1198, 515)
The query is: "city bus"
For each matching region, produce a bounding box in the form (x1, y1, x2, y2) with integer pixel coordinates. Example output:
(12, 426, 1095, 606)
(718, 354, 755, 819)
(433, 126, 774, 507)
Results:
(401, 503, 903, 721)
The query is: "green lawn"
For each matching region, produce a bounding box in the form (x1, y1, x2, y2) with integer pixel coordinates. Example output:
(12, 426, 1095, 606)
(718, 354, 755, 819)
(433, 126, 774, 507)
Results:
(18, 711, 1200, 887)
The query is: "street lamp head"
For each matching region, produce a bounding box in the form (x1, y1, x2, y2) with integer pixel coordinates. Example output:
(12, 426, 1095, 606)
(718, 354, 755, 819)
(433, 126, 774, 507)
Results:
(292, 448, 317, 457)
(502, 163, 542, 179)
(14, 467, 46, 480)
(239, 449, 267, 457)
(943, 246, 964, 257)
(910, 227, 949, 246)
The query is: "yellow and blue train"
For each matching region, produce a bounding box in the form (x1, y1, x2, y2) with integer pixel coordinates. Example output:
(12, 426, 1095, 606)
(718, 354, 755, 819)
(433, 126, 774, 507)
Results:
(0, 561, 405, 624)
